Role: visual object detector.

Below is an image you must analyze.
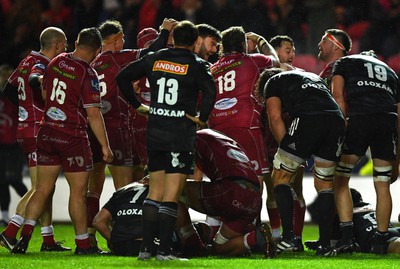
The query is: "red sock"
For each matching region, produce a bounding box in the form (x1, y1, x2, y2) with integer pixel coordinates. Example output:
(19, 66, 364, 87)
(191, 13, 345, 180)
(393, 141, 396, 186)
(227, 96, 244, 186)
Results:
(86, 196, 100, 228)
(293, 199, 306, 237)
(42, 235, 56, 245)
(41, 226, 56, 245)
(20, 224, 35, 239)
(3, 222, 21, 239)
(245, 230, 256, 249)
(75, 236, 91, 249)
(267, 207, 281, 230)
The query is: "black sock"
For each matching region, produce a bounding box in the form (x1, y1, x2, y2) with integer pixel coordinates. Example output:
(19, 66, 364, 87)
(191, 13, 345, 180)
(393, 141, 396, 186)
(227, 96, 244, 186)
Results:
(141, 198, 161, 252)
(339, 221, 354, 242)
(158, 202, 178, 254)
(317, 190, 334, 247)
(274, 184, 294, 239)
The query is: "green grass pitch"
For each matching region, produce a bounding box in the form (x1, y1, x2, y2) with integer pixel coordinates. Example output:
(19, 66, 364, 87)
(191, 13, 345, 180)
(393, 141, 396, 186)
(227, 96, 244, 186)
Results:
(0, 224, 399, 269)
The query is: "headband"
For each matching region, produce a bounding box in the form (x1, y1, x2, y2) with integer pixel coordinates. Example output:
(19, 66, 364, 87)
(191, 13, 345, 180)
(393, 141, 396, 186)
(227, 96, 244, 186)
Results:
(326, 33, 346, 51)
(102, 32, 123, 46)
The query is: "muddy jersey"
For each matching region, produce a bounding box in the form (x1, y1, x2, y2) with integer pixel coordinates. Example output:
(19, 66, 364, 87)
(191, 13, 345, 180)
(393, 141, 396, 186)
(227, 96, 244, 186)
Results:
(91, 49, 142, 129)
(208, 53, 273, 129)
(264, 70, 344, 118)
(118, 48, 216, 152)
(332, 54, 400, 116)
(42, 52, 101, 137)
(8, 51, 49, 138)
(103, 182, 148, 243)
(195, 129, 259, 185)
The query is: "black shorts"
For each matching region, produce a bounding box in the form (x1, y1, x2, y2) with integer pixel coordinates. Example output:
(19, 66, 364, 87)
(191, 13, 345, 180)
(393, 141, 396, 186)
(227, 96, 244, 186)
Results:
(280, 115, 345, 162)
(111, 239, 141, 256)
(147, 150, 195, 174)
(0, 144, 24, 184)
(342, 114, 397, 160)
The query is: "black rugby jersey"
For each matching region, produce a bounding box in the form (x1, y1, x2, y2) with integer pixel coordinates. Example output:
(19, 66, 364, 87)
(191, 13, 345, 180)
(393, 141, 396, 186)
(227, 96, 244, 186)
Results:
(353, 207, 376, 253)
(332, 54, 400, 116)
(117, 47, 216, 151)
(264, 70, 344, 118)
(103, 182, 148, 243)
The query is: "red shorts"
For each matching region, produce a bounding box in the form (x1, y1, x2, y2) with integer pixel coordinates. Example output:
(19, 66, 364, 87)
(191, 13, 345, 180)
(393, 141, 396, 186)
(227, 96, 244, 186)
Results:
(36, 126, 93, 172)
(89, 128, 133, 166)
(131, 126, 147, 166)
(199, 179, 262, 234)
(17, 137, 37, 167)
(131, 113, 148, 166)
(107, 128, 133, 166)
(216, 127, 269, 175)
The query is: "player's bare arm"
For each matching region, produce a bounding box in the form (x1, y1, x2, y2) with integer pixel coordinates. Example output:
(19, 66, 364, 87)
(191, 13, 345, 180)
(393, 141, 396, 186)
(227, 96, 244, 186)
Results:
(266, 97, 286, 144)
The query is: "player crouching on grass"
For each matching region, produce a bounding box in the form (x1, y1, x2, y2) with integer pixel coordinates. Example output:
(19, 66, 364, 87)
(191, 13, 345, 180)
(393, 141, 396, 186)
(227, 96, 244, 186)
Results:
(92, 176, 211, 257)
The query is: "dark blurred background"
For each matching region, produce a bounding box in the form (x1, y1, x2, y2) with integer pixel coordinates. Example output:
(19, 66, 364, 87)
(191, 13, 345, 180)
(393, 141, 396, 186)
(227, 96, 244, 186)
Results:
(1, 0, 400, 73)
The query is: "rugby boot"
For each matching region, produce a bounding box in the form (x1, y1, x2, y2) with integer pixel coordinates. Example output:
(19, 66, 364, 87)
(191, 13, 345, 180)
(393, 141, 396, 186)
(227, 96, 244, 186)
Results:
(254, 223, 276, 258)
(74, 246, 101, 255)
(333, 238, 356, 254)
(11, 235, 30, 254)
(316, 244, 337, 256)
(371, 232, 388, 255)
(293, 236, 304, 252)
(156, 251, 188, 261)
(276, 235, 299, 253)
(0, 232, 16, 251)
(41, 241, 71, 252)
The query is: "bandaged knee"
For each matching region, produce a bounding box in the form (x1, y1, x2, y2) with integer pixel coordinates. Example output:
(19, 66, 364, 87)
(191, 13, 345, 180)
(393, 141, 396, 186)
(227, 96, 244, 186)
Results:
(273, 151, 301, 173)
(314, 165, 336, 181)
(373, 165, 392, 182)
(335, 162, 355, 178)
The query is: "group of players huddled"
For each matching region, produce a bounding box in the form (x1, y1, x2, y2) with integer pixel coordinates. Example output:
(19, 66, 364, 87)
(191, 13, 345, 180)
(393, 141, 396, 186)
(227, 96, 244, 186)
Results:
(1, 15, 400, 261)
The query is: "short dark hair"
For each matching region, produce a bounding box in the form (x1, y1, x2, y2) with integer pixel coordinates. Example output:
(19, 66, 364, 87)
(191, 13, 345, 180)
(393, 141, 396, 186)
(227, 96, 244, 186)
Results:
(197, 23, 221, 42)
(98, 20, 123, 39)
(269, 35, 294, 49)
(173, 20, 199, 47)
(77, 27, 102, 50)
(257, 68, 284, 100)
(325, 29, 352, 55)
(221, 26, 245, 54)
